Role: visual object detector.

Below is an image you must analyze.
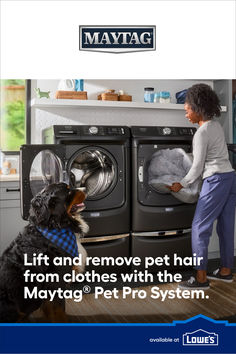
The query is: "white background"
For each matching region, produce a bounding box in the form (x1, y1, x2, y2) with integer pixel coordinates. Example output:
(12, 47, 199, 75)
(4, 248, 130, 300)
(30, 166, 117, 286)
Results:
(1, 0, 235, 78)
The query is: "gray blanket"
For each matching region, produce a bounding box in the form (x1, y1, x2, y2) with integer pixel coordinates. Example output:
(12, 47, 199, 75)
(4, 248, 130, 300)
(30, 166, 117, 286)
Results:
(148, 148, 201, 204)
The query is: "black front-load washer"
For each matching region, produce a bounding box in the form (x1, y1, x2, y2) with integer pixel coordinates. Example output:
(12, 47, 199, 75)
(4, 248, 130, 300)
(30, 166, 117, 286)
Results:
(20, 125, 130, 272)
(131, 126, 197, 271)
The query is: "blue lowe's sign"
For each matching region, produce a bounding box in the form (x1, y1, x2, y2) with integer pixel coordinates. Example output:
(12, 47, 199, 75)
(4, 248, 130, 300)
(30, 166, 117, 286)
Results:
(183, 329, 219, 346)
(0, 315, 236, 353)
(79, 25, 156, 53)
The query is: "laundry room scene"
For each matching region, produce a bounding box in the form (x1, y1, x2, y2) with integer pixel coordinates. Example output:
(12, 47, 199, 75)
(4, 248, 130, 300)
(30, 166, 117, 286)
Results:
(0, 79, 236, 323)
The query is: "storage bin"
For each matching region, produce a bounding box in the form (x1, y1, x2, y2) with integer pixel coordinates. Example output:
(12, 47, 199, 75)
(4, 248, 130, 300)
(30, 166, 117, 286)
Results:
(97, 90, 119, 101)
(119, 94, 132, 101)
(55, 90, 87, 99)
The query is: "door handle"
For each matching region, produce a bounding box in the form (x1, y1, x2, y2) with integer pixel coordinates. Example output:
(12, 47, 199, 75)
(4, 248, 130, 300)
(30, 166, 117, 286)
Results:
(6, 188, 20, 192)
(138, 166, 143, 182)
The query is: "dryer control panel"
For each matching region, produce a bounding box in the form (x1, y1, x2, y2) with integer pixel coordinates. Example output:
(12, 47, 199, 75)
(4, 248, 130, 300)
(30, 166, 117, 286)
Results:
(131, 126, 196, 138)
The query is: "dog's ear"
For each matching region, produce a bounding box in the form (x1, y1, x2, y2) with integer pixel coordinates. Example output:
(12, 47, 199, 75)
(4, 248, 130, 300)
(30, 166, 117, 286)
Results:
(30, 194, 50, 224)
(48, 197, 57, 209)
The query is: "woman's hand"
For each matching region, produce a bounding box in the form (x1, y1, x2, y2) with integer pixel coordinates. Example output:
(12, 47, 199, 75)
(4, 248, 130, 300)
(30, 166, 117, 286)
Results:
(166, 182, 183, 193)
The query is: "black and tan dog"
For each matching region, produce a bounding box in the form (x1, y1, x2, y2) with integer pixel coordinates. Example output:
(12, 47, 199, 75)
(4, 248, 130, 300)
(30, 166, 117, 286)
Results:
(0, 183, 88, 323)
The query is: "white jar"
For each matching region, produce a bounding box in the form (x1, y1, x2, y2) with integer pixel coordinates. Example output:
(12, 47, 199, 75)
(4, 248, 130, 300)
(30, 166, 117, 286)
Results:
(159, 91, 171, 103)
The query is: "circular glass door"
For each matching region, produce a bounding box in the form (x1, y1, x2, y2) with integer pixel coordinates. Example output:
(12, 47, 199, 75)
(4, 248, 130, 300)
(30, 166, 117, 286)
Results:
(69, 148, 117, 200)
(138, 144, 186, 207)
(29, 150, 63, 196)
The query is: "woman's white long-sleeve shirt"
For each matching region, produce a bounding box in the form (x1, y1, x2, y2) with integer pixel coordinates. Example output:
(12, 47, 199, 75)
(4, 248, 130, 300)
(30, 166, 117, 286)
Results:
(180, 119, 234, 188)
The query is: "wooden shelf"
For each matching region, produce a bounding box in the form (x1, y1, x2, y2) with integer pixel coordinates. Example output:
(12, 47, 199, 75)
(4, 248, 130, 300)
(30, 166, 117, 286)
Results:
(31, 98, 227, 112)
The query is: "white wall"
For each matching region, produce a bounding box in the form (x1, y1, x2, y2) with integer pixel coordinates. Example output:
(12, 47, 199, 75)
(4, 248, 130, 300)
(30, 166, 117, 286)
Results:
(31, 79, 214, 143)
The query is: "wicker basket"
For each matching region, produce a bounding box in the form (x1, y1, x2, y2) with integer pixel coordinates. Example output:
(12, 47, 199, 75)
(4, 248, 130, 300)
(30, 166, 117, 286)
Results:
(97, 93, 118, 101)
(97, 89, 119, 101)
(119, 94, 132, 101)
(102, 92, 118, 101)
(55, 90, 87, 100)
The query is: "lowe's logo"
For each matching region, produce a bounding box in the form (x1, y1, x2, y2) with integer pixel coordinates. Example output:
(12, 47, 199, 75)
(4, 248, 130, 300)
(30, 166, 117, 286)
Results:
(183, 329, 219, 346)
(79, 26, 156, 53)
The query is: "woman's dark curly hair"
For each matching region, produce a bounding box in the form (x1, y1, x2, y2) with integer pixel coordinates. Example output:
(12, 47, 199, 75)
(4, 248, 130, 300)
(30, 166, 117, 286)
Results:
(185, 83, 221, 120)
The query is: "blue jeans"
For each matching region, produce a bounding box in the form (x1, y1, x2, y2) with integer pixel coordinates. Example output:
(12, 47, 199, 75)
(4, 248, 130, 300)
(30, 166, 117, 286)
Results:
(192, 171, 236, 270)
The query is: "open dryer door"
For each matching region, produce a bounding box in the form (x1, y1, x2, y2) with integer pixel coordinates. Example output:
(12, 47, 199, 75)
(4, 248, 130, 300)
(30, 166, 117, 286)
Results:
(20, 144, 66, 220)
(137, 143, 192, 207)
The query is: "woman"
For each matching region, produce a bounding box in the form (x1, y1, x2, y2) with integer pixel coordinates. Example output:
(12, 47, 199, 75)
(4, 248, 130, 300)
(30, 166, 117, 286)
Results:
(169, 83, 236, 289)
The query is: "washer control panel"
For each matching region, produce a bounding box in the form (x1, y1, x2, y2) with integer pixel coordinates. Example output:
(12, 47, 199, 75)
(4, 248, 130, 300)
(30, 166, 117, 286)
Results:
(84, 126, 125, 136)
(89, 126, 99, 135)
(53, 125, 127, 137)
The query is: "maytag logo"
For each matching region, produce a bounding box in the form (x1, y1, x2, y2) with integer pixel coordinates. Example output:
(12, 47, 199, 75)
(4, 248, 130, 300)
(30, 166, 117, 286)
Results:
(183, 329, 219, 346)
(79, 25, 156, 53)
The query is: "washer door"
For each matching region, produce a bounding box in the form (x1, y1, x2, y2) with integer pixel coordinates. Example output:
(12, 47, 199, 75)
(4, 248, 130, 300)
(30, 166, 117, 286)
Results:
(29, 150, 64, 196)
(138, 143, 192, 206)
(69, 147, 117, 200)
(20, 144, 66, 219)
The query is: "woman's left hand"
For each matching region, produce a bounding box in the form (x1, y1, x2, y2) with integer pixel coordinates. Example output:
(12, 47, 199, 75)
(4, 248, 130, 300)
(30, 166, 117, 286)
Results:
(166, 182, 183, 192)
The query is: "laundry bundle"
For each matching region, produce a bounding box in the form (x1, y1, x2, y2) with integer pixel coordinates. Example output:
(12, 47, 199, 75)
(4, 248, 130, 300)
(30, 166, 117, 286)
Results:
(148, 148, 202, 203)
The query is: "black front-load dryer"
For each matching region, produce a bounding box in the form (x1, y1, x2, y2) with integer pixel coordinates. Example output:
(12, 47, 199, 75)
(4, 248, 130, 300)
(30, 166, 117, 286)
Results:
(131, 126, 197, 271)
(20, 125, 131, 270)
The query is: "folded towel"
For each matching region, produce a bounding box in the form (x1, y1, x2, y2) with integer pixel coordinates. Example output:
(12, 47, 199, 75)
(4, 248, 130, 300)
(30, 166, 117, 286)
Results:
(148, 148, 201, 204)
